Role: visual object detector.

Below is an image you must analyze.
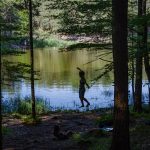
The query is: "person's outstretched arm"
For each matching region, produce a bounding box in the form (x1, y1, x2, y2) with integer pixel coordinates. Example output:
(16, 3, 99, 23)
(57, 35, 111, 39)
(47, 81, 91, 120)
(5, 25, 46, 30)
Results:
(76, 67, 83, 71)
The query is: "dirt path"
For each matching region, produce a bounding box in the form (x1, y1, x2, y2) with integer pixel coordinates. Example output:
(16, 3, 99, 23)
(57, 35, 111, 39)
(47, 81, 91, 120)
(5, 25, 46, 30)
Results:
(3, 112, 100, 150)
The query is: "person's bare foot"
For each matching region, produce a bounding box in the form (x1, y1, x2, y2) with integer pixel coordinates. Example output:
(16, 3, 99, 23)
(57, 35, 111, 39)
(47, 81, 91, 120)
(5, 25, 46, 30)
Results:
(79, 105, 84, 108)
(86, 103, 90, 107)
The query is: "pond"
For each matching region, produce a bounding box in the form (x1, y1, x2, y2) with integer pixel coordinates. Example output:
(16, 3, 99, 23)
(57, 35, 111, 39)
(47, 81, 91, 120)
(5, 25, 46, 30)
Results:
(2, 48, 149, 110)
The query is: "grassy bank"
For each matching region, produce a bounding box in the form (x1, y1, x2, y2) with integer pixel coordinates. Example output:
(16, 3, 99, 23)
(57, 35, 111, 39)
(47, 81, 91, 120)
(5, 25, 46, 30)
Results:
(2, 96, 50, 115)
(1, 36, 77, 54)
(33, 36, 76, 49)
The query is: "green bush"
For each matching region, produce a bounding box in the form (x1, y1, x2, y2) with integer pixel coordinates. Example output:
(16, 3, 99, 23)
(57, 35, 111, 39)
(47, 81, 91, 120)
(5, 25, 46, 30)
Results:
(17, 100, 31, 114)
(33, 36, 76, 48)
(17, 98, 50, 115)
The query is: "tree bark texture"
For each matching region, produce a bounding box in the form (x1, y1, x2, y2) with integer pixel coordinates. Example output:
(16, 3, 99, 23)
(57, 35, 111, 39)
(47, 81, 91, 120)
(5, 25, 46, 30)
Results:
(111, 0, 130, 150)
(0, 18, 3, 150)
(142, 0, 150, 106)
(134, 0, 144, 112)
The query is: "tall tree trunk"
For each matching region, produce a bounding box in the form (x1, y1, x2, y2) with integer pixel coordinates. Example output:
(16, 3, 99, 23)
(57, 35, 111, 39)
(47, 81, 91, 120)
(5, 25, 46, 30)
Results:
(134, 0, 143, 113)
(143, 0, 150, 106)
(148, 84, 150, 107)
(111, 0, 130, 150)
(143, 0, 150, 81)
(29, 0, 36, 119)
(143, 0, 150, 107)
(144, 54, 150, 82)
(132, 56, 135, 105)
(0, 18, 3, 150)
(131, 32, 135, 106)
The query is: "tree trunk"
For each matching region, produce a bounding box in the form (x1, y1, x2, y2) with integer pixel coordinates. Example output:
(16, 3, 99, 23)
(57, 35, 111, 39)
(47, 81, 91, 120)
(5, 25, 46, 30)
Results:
(111, 0, 130, 150)
(0, 18, 3, 150)
(143, 0, 150, 84)
(134, 0, 143, 113)
(145, 55, 150, 108)
(131, 32, 135, 106)
(148, 85, 150, 107)
(143, 0, 150, 107)
(143, 0, 150, 81)
(29, 0, 36, 119)
(142, 0, 150, 106)
(144, 54, 150, 82)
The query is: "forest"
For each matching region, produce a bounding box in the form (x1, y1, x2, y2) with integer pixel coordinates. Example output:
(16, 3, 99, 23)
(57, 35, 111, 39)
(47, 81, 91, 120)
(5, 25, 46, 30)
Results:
(0, 0, 150, 150)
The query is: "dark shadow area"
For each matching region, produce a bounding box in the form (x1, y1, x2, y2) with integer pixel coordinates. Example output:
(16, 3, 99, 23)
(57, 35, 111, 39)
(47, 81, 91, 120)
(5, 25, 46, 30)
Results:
(65, 43, 112, 51)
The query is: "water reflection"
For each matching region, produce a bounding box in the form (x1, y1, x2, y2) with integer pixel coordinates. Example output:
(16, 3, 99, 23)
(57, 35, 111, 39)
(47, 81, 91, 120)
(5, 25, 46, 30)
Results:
(2, 48, 149, 110)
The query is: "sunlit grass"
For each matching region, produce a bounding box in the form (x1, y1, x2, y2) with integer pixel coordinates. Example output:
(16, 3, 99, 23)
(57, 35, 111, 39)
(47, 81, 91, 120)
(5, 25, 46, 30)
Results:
(34, 36, 76, 48)
(21, 115, 41, 125)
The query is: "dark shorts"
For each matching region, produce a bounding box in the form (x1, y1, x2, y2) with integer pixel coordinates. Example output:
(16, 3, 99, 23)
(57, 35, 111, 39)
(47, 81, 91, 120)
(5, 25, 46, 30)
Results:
(79, 88, 85, 99)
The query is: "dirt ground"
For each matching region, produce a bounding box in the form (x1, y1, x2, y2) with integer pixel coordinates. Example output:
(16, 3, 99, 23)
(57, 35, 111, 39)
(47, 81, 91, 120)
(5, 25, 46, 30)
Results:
(2, 112, 100, 150)
(3, 111, 150, 150)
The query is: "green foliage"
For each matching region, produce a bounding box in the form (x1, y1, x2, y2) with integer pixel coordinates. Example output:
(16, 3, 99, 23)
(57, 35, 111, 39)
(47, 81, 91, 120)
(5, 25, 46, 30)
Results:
(21, 115, 41, 125)
(34, 36, 76, 48)
(17, 10, 29, 34)
(31, 0, 112, 37)
(0, 0, 29, 55)
(1, 59, 40, 87)
(2, 60, 31, 85)
(17, 99, 50, 115)
(90, 62, 113, 86)
(58, 0, 111, 35)
(17, 100, 32, 114)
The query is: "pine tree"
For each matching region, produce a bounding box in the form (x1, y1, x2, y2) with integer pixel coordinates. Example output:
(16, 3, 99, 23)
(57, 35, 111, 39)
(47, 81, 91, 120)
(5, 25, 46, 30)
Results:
(111, 0, 130, 149)
(29, 0, 36, 119)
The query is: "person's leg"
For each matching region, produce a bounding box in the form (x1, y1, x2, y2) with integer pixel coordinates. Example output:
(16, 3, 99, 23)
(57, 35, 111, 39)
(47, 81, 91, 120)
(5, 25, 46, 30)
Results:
(80, 98, 84, 107)
(79, 89, 85, 107)
(83, 98, 90, 106)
